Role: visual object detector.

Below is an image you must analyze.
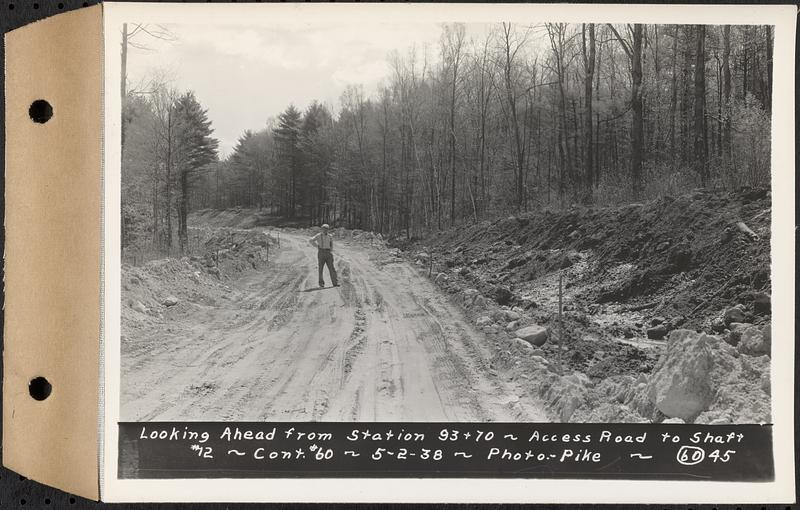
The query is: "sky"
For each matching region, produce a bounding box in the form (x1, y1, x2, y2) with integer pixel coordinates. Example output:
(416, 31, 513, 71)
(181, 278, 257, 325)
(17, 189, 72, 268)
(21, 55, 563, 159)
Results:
(125, 22, 487, 157)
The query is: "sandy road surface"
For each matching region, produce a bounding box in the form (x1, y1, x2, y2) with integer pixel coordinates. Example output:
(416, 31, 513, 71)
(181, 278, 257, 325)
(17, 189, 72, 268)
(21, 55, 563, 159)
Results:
(121, 231, 549, 422)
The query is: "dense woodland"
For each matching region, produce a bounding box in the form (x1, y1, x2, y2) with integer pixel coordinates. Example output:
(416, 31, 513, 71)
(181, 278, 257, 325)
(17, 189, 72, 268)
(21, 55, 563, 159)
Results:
(122, 23, 773, 255)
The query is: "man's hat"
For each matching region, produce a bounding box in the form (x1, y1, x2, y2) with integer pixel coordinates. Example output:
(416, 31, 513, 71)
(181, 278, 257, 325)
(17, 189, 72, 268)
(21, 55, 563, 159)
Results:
(322, 224, 330, 229)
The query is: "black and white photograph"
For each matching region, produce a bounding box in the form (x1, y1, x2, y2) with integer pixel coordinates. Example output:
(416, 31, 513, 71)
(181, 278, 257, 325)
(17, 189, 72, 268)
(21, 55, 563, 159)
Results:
(118, 15, 775, 425)
(2, 0, 796, 504)
(99, 3, 795, 503)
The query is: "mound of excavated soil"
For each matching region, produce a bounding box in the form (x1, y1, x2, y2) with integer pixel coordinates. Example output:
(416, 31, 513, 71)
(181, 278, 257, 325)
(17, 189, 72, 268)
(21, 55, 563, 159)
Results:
(491, 328, 771, 424)
(410, 188, 770, 329)
(122, 228, 277, 340)
(399, 189, 771, 423)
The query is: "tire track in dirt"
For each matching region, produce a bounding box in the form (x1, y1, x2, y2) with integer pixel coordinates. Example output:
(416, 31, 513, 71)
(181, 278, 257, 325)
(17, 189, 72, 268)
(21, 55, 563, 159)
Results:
(121, 229, 550, 422)
(122, 238, 314, 420)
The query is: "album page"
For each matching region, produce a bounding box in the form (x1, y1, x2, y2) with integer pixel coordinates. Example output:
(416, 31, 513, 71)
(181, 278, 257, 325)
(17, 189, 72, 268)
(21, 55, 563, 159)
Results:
(99, 2, 795, 503)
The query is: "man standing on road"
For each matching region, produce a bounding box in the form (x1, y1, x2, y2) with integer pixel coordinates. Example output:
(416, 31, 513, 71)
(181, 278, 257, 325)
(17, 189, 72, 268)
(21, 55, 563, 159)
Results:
(309, 224, 338, 288)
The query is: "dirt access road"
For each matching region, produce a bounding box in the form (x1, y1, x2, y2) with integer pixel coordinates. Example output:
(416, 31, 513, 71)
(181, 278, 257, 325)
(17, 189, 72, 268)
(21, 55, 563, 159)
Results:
(122, 230, 549, 422)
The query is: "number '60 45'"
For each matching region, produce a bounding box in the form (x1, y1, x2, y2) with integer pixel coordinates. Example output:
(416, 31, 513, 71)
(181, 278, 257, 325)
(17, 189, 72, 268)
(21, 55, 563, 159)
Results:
(677, 446, 736, 465)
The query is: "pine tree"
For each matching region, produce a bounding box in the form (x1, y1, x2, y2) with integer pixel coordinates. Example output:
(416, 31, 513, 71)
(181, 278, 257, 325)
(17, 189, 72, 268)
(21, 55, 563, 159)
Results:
(174, 91, 219, 252)
(300, 101, 332, 223)
(229, 128, 273, 209)
(273, 105, 303, 217)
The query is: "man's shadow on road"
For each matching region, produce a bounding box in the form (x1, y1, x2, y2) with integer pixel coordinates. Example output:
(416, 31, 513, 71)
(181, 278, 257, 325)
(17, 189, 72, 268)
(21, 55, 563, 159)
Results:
(300, 286, 339, 293)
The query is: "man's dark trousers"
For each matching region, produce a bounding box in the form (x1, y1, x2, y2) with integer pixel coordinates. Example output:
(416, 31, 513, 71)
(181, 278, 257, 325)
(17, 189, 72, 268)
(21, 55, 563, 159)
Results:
(318, 248, 338, 287)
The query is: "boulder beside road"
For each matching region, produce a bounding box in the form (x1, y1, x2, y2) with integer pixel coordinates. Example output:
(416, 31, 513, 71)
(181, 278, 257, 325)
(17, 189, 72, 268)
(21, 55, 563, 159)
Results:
(509, 337, 534, 352)
(645, 329, 713, 422)
(724, 322, 751, 346)
(723, 306, 747, 326)
(646, 323, 669, 340)
(461, 289, 486, 308)
(514, 324, 548, 346)
(492, 285, 513, 306)
(737, 324, 771, 356)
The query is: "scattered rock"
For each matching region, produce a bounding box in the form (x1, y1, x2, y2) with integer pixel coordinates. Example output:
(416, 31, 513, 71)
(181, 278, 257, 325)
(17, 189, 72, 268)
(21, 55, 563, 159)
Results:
(476, 316, 493, 328)
(462, 288, 479, 299)
(752, 292, 770, 314)
(646, 324, 669, 340)
(131, 300, 148, 314)
(737, 325, 770, 356)
(504, 310, 521, 322)
(645, 329, 714, 422)
(490, 309, 506, 322)
(723, 306, 746, 326)
(505, 320, 520, 331)
(461, 289, 482, 307)
(539, 372, 589, 421)
(510, 338, 534, 352)
(650, 316, 666, 326)
(694, 338, 770, 424)
(710, 316, 726, 333)
(724, 322, 751, 346)
(514, 324, 549, 347)
(162, 296, 179, 307)
(492, 285, 513, 306)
